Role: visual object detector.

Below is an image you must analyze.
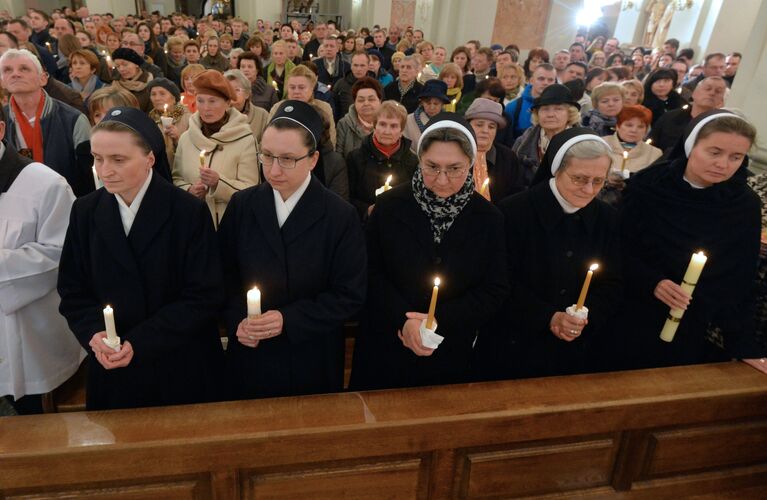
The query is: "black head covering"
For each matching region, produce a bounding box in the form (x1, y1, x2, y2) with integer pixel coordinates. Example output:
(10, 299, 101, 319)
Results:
(532, 83, 581, 110)
(268, 100, 323, 152)
(531, 127, 611, 185)
(111, 47, 145, 67)
(146, 77, 181, 102)
(100, 107, 172, 182)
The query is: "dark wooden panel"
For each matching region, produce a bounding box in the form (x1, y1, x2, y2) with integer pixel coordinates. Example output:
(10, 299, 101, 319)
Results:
(5, 475, 211, 500)
(643, 419, 767, 478)
(240, 457, 427, 500)
(456, 436, 617, 498)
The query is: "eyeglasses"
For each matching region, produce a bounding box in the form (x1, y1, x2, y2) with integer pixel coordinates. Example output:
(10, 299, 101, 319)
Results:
(421, 165, 469, 179)
(565, 172, 606, 187)
(258, 152, 312, 169)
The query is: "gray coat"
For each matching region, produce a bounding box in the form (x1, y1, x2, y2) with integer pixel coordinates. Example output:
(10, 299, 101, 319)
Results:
(335, 105, 371, 159)
(512, 125, 542, 187)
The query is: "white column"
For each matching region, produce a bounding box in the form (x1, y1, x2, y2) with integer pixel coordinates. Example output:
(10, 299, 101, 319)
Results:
(697, 0, 761, 56)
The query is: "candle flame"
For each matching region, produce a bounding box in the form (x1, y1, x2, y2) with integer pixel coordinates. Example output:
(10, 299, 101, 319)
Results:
(676, 87, 682, 94)
(200, 149, 206, 156)
(452, 98, 457, 105)
(104, 304, 113, 311)
(622, 151, 628, 159)
(696, 251, 706, 258)
(385, 175, 392, 185)
(589, 263, 599, 271)
(434, 277, 441, 287)
(482, 178, 490, 189)
(646, 138, 652, 145)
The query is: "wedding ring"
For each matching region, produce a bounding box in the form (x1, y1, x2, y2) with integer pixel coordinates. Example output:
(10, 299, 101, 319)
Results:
(248, 335, 254, 341)
(571, 330, 578, 334)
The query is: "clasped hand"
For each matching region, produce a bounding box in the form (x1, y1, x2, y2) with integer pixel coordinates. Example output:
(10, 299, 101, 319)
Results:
(654, 279, 691, 310)
(89, 332, 134, 369)
(398, 312, 434, 357)
(237, 310, 284, 348)
(550, 312, 587, 342)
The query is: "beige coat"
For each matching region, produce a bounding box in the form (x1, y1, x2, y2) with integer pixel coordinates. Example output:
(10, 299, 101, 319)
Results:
(604, 133, 663, 174)
(268, 99, 337, 149)
(244, 102, 270, 146)
(403, 111, 430, 153)
(173, 108, 259, 227)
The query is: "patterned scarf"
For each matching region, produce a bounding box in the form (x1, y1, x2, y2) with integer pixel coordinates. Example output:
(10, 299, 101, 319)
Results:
(411, 165, 475, 244)
(414, 106, 431, 133)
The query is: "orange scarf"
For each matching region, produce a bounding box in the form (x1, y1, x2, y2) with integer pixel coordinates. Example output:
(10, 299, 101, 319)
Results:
(474, 152, 491, 201)
(10, 92, 45, 162)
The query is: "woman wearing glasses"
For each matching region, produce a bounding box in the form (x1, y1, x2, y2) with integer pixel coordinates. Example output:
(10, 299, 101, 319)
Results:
(350, 113, 510, 390)
(218, 101, 367, 399)
(172, 70, 259, 228)
(482, 128, 622, 380)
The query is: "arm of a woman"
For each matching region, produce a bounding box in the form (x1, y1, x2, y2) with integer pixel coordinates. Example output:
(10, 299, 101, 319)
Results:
(209, 136, 260, 202)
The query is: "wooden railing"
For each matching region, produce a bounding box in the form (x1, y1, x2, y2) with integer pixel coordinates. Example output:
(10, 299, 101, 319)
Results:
(2, 362, 767, 499)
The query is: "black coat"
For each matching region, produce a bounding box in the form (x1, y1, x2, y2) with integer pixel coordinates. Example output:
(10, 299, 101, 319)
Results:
(347, 134, 419, 220)
(615, 158, 763, 369)
(486, 144, 527, 203)
(643, 90, 684, 125)
(350, 184, 510, 390)
(57, 174, 225, 410)
(648, 107, 692, 158)
(218, 177, 367, 399)
(314, 144, 350, 201)
(484, 181, 622, 379)
(384, 80, 424, 114)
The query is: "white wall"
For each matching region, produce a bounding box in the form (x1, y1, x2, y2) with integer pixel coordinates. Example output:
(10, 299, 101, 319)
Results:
(612, 1, 643, 46)
(236, 0, 283, 25)
(544, 0, 583, 53)
(701, 0, 761, 56)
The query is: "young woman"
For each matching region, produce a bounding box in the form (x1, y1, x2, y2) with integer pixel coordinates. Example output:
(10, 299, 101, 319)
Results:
(58, 107, 225, 410)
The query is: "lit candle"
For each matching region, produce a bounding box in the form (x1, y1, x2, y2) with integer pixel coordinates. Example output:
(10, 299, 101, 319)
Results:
(660, 251, 707, 342)
(272, 80, 278, 90)
(576, 263, 599, 311)
(480, 178, 490, 198)
(163, 103, 169, 116)
(45, 41, 52, 52)
(620, 150, 629, 177)
(426, 277, 440, 330)
(92, 165, 103, 189)
(645, 138, 653, 145)
(199, 149, 206, 168)
(247, 287, 261, 318)
(375, 175, 393, 196)
(327, 83, 332, 90)
(676, 87, 682, 94)
(309, 53, 314, 58)
(103, 305, 118, 344)
(682, 104, 689, 110)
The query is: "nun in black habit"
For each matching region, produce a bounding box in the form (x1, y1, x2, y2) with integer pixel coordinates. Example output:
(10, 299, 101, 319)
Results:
(57, 108, 225, 410)
(219, 101, 366, 399)
(615, 110, 766, 370)
(350, 113, 510, 391)
(478, 128, 622, 380)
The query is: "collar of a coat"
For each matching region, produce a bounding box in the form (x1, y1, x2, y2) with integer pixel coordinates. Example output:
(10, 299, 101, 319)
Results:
(0, 141, 33, 193)
(363, 133, 413, 162)
(529, 180, 600, 236)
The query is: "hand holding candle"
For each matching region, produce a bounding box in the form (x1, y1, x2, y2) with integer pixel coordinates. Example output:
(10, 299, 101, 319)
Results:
(660, 251, 707, 342)
(102, 305, 121, 351)
(576, 263, 599, 311)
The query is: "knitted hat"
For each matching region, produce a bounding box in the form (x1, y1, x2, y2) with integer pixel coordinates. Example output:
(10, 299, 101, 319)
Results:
(464, 97, 507, 128)
(111, 47, 144, 67)
(146, 77, 181, 103)
(193, 69, 236, 101)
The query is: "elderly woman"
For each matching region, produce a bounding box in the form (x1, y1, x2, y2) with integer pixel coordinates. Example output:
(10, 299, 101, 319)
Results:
(488, 129, 622, 379)
(590, 50, 606, 68)
(335, 76, 383, 158)
(513, 84, 581, 186)
(439, 62, 464, 112)
(621, 79, 644, 106)
(58, 108, 224, 410)
(347, 101, 419, 220)
(110, 47, 154, 112)
(218, 100, 366, 398)
(237, 52, 278, 111)
(224, 69, 270, 144)
(604, 105, 661, 175)
(404, 80, 451, 152)
(616, 110, 765, 371)
(147, 77, 190, 167)
(179, 64, 205, 113)
(582, 82, 625, 136)
(643, 68, 683, 125)
(350, 113, 510, 390)
(68, 49, 104, 105)
(228, 47, 244, 69)
(172, 70, 259, 228)
(201, 36, 229, 72)
(465, 98, 526, 203)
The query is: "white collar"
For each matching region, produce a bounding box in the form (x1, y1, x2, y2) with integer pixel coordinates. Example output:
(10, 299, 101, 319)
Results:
(549, 177, 580, 214)
(272, 172, 312, 228)
(683, 175, 707, 189)
(116, 169, 153, 235)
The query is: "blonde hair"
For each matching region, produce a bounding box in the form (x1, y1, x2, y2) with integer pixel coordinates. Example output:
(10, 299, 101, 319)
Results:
(166, 36, 184, 51)
(439, 63, 464, 90)
(288, 64, 318, 88)
(375, 100, 408, 129)
(497, 62, 525, 86)
(621, 79, 644, 104)
(180, 63, 205, 91)
(591, 82, 625, 108)
(531, 106, 581, 127)
(88, 86, 139, 122)
(271, 40, 287, 52)
(396, 39, 412, 53)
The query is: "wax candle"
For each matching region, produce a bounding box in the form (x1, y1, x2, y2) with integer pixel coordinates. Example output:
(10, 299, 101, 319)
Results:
(576, 263, 599, 311)
(272, 80, 279, 90)
(426, 277, 440, 330)
(660, 251, 707, 342)
(199, 149, 206, 168)
(621, 151, 628, 172)
(375, 175, 393, 196)
(163, 103, 169, 116)
(92, 166, 103, 189)
(103, 305, 118, 343)
(480, 178, 490, 197)
(645, 138, 653, 145)
(247, 287, 262, 318)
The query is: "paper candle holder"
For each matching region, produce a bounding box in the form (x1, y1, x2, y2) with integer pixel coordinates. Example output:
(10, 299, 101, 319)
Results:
(102, 336, 121, 352)
(419, 319, 443, 349)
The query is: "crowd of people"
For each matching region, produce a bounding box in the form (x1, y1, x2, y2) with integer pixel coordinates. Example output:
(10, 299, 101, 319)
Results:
(0, 6, 764, 415)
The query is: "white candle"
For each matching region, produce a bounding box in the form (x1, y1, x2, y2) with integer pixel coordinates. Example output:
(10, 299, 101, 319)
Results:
(247, 287, 261, 318)
(375, 175, 393, 196)
(103, 305, 118, 343)
(426, 277, 440, 330)
(92, 166, 103, 189)
(199, 149, 206, 168)
(660, 251, 708, 342)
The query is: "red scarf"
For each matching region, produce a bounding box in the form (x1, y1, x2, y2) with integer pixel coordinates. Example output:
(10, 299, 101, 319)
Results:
(373, 135, 401, 159)
(11, 93, 45, 162)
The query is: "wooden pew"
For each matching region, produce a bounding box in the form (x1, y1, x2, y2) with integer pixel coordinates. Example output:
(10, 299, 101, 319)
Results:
(2, 362, 767, 499)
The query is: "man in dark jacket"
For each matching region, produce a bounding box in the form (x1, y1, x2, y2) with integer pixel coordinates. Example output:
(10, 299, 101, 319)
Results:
(314, 36, 350, 86)
(1, 49, 92, 196)
(371, 29, 394, 69)
(383, 56, 424, 113)
(301, 22, 327, 61)
(332, 51, 374, 121)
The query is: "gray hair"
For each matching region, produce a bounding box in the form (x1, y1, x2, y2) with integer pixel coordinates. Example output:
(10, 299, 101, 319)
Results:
(0, 48, 43, 75)
(418, 127, 475, 164)
(560, 140, 611, 173)
(229, 47, 244, 59)
(224, 69, 251, 97)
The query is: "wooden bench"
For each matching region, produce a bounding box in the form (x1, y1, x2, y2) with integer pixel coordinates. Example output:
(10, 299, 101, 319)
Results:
(3, 362, 767, 498)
